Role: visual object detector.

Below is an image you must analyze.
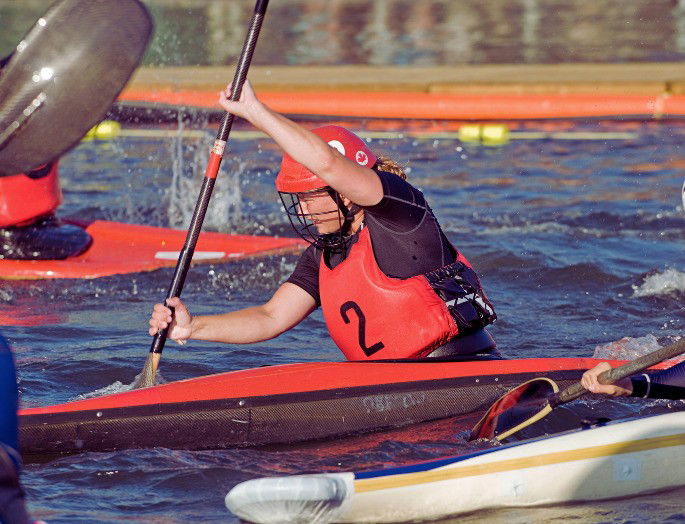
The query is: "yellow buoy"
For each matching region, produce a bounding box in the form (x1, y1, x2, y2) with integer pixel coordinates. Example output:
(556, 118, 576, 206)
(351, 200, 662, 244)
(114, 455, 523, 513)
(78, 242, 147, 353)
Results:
(481, 124, 510, 146)
(82, 120, 121, 141)
(457, 124, 482, 143)
(458, 124, 510, 145)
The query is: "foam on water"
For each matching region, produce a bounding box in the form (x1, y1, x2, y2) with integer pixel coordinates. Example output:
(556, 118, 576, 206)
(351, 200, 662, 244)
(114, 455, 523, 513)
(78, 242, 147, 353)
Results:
(593, 333, 685, 363)
(74, 380, 134, 399)
(632, 267, 685, 297)
(479, 220, 575, 236)
(593, 334, 662, 360)
(74, 372, 167, 400)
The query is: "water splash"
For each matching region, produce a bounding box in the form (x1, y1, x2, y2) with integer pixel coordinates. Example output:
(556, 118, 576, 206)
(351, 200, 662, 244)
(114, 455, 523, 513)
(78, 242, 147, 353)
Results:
(167, 117, 243, 231)
(593, 333, 685, 364)
(74, 371, 167, 400)
(593, 334, 662, 360)
(205, 256, 298, 297)
(632, 268, 685, 297)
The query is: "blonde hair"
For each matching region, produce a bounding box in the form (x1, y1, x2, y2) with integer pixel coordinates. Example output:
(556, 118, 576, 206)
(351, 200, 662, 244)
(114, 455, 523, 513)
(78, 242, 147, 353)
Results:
(375, 156, 407, 180)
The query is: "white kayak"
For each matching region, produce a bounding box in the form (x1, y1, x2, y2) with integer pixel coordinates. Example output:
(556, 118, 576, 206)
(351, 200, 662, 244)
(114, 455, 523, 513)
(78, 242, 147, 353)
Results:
(225, 410, 685, 523)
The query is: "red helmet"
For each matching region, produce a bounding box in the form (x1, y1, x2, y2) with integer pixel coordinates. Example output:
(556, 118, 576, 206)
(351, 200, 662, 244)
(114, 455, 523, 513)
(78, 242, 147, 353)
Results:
(275, 126, 377, 193)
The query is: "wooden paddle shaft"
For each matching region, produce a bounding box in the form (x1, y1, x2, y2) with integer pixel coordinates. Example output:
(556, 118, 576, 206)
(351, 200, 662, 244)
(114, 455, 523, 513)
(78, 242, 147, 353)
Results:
(554, 337, 685, 405)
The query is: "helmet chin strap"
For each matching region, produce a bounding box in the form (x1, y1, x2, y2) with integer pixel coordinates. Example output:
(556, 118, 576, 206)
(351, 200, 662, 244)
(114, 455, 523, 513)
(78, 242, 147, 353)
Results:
(329, 189, 361, 232)
(319, 188, 361, 252)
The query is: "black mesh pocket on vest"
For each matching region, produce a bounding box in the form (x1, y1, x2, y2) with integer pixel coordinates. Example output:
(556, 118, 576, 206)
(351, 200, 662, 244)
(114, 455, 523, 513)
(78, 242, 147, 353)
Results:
(425, 261, 497, 334)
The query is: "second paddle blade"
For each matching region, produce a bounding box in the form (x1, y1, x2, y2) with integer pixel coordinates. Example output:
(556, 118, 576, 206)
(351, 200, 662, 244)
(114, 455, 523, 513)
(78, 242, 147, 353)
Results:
(0, 0, 153, 175)
(470, 377, 558, 441)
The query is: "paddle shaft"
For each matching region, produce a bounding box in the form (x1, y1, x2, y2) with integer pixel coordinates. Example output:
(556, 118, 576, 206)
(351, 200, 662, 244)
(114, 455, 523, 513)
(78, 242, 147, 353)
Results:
(149, 0, 269, 357)
(552, 336, 685, 406)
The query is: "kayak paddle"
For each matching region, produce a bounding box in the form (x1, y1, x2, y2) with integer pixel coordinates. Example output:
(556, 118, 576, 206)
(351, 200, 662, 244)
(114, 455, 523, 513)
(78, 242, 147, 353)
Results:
(470, 336, 685, 441)
(0, 0, 152, 175)
(135, 0, 270, 389)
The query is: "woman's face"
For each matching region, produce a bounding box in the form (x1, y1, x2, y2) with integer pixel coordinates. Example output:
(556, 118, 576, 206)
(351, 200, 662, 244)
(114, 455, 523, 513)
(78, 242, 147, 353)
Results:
(298, 190, 342, 234)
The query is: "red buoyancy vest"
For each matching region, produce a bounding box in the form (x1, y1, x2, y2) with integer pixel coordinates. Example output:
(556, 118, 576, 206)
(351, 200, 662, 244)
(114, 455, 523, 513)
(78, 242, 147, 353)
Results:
(319, 227, 461, 360)
(0, 163, 61, 227)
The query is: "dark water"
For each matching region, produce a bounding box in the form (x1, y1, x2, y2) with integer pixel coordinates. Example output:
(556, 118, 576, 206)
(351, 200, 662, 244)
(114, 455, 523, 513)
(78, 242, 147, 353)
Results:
(3, 0, 685, 66)
(3, 119, 685, 522)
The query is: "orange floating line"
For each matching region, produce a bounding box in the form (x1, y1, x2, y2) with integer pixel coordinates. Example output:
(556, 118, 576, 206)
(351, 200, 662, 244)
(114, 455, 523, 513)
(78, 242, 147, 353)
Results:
(120, 88, 685, 120)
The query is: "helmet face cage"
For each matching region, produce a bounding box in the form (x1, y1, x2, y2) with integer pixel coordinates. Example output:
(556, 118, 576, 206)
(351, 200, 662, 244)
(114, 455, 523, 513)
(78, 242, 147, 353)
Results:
(278, 187, 350, 250)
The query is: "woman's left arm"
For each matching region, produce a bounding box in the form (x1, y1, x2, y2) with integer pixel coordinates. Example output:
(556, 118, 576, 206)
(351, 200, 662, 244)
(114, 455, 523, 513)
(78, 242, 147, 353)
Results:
(219, 81, 383, 206)
(581, 362, 633, 396)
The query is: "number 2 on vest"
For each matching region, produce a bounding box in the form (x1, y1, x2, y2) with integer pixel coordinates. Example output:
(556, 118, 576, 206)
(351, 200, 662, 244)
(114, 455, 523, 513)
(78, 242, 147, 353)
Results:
(339, 301, 385, 357)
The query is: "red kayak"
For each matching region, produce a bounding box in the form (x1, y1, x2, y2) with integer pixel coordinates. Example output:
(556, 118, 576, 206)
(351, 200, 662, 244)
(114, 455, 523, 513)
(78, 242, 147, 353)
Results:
(0, 219, 304, 279)
(19, 357, 665, 459)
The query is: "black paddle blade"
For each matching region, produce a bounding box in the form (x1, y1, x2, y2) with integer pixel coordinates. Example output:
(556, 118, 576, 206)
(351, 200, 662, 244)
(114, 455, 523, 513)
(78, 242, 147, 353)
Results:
(469, 377, 559, 441)
(0, 0, 153, 175)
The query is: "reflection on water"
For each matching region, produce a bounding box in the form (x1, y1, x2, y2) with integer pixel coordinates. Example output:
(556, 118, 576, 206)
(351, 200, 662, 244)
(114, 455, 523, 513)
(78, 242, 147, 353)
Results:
(1, 0, 685, 66)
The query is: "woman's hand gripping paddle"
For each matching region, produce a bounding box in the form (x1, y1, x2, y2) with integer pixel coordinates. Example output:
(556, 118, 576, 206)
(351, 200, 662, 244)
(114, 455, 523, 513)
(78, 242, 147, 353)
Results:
(0, 0, 152, 175)
(135, 0, 270, 389)
(470, 337, 685, 441)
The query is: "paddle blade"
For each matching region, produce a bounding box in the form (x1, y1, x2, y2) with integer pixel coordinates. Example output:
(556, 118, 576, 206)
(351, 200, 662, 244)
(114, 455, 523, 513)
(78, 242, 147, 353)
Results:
(135, 352, 160, 389)
(0, 0, 153, 175)
(469, 377, 559, 441)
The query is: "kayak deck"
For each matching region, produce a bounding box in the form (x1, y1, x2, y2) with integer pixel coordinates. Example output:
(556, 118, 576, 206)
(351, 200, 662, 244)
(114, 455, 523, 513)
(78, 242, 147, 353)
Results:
(18, 357, 659, 459)
(0, 219, 304, 279)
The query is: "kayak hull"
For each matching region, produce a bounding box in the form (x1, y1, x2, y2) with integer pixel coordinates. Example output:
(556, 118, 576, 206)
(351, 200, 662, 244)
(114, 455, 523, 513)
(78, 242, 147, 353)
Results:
(18, 358, 655, 459)
(0, 219, 304, 279)
(226, 411, 685, 523)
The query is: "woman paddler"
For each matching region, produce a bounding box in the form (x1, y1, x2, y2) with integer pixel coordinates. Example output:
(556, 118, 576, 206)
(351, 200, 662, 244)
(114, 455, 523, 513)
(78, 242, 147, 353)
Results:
(148, 80, 498, 360)
(0, 54, 91, 261)
(582, 359, 685, 400)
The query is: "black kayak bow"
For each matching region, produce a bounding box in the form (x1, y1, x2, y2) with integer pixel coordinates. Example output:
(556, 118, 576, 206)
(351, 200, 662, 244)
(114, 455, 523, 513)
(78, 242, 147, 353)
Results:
(0, 0, 152, 175)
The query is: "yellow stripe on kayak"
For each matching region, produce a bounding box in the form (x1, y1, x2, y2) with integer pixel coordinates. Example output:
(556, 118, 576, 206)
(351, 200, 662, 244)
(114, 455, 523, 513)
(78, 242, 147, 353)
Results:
(355, 432, 685, 493)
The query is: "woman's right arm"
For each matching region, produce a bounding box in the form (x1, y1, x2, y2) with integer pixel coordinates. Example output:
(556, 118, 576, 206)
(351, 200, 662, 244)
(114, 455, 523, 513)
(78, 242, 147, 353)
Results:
(218, 81, 383, 207)
(148, 282, 317, 345)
